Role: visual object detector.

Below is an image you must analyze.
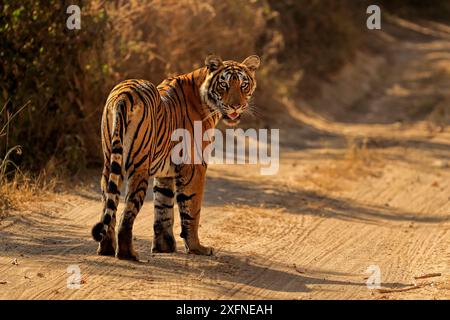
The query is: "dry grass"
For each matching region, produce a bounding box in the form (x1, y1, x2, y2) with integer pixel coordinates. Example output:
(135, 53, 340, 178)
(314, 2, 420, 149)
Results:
(0, 171, 57, 215)
(0, 101, 57, 217)
(103, 0, 267, 80)
(342, 138, 384, 176)
(306, 138, 384, 191)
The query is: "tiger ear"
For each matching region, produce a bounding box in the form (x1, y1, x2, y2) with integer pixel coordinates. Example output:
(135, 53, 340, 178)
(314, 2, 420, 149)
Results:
(205, 55, 223, 72)
(242, 55, 261, 72)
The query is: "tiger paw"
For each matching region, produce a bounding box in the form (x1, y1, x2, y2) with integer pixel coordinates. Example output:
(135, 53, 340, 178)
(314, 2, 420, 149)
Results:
(116, 247, 139, 261)
(97, 238, 116, 256)
(117, 230, 139, 261)
(152, 234, 176, 253)
(185, 243, 213, 256)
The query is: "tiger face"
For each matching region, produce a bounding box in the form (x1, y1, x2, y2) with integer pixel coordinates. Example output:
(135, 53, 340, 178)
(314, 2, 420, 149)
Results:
(200, 55, 260, 126)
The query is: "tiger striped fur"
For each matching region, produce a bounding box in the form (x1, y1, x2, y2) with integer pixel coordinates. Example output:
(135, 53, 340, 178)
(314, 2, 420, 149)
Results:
(91, 55, 260, 260)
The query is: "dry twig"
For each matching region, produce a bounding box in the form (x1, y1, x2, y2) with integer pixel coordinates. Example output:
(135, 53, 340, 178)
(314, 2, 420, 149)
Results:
(414, 273, 441, 280)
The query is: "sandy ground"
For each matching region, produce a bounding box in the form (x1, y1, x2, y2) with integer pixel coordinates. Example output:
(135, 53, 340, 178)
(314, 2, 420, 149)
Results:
(0, 20, 449, 300)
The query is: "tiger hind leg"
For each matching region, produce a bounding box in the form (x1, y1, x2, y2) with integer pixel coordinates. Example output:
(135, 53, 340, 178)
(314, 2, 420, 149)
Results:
(151, 177, 176, 253)
(92, 99, 125, 253)
(97, 163, 117, 256)
(116, 169, 150, 261)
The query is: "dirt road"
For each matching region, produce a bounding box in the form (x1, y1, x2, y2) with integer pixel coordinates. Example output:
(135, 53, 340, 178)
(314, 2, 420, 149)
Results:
(0, 20, 449, 299)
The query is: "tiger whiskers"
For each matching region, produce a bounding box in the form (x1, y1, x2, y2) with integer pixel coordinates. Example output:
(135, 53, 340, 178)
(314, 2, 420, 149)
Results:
(246, 104, 262, 119)
(202, 109, 221, 122)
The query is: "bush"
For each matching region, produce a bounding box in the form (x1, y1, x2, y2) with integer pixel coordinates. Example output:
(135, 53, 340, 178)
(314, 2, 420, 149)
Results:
(103, 0, 268, 84)
(266, 1, 366, 82)
(380, 0, 450, 21)
(0, 0, 108, 172)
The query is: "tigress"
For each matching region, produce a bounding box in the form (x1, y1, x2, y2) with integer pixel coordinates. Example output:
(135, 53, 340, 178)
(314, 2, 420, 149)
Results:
(91, 55, 260, 260)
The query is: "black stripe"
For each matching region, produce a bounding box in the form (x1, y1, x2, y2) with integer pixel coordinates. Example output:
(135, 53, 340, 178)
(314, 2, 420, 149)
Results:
(134, 154, 148, 169)
(124, 91, 134, 106)
(180, 212, 194, 221)
(118, 109, 125, 139)
(130, 125, 149, 165)
(127, 178, 148, 201)
(108, 181, 119, 194)
(141, 86, 157, 105)
(129, 153, 149, 178)
(103, 214, 111, 225)
(156, 127, 167, 146)
(156, 114, 165, 136)
(178, 80, 193, 131)
(141, 129, 152, 153)
(171, 86, 184, 115)
(134, 86, 149, 107)
(149, 160, 165, 176)
(190, 73, 197, 97)
(128, 167, 136, 180)
(153, 186, 175, 198)
(127, 186, 148, 202)
(118, 99, 127, 120)
(112, 146, 123, 154)
(111, 161, 121, 174)
(176, 193, 196, 203)
(106, 199, 116, 210)
(125, 111, 146, 171)
(105, 111, 112, 146)
(122, 100, 128, 129)
(131, 198, 141, 210)
(155, 203, 174, 210)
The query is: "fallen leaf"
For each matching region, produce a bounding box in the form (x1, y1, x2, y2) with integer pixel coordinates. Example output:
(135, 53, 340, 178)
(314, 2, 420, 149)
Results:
(293, 264, 306, 274)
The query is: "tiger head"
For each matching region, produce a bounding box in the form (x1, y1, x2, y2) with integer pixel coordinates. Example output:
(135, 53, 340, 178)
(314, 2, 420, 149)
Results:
(200, 55, 260, 126)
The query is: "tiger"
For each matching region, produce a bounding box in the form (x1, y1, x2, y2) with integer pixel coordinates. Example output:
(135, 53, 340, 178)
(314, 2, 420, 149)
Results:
(91, 55, 260, 260)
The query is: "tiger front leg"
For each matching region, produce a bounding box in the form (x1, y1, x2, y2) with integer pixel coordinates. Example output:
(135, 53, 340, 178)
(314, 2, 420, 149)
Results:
(175, 164, 213, 256)
(152, 177, 176, 253)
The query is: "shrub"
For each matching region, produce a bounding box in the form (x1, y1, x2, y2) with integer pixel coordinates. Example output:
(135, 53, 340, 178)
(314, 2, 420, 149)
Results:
(0, 0, 108, 172)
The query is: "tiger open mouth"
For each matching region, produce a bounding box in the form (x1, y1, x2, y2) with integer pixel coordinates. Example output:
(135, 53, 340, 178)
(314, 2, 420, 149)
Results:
(222, 112, 241, 126)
